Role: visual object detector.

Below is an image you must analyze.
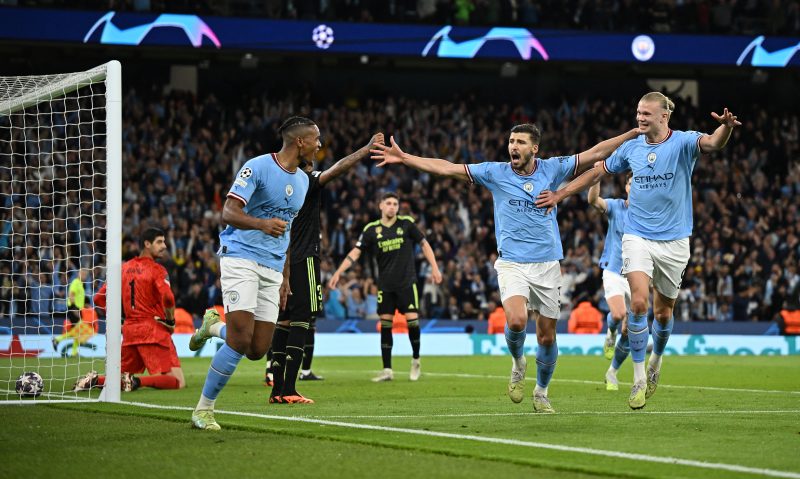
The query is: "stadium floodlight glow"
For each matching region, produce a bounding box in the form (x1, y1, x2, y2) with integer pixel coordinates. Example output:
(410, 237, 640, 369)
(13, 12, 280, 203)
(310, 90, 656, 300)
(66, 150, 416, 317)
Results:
(422, 26, 549, 61)
(83, 11, 221, 48)
(631, 35, 655, 62)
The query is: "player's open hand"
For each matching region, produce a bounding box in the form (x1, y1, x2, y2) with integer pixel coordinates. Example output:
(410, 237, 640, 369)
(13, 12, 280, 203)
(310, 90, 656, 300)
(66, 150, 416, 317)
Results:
(262, 218, 288, 237)
(279, 278, 291, 310)
(711, 108, 741, 128)
(371, 135, 405, 167)
(534, 189, 561, 215)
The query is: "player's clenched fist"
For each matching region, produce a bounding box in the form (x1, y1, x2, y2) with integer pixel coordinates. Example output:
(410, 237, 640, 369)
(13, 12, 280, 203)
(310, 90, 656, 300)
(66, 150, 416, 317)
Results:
(261, 218, 288, 237)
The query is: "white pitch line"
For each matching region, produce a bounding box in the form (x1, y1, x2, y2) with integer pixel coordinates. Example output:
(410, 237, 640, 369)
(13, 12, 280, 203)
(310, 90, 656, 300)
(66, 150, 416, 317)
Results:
(122, 400, 800, 479)
(303, 409, 800, 419)
(329, 369, 800, 395)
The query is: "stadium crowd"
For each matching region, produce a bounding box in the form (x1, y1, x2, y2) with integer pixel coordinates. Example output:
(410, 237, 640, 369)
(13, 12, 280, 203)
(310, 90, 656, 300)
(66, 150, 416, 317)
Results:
(11, 0, 800, 36)
(1, 86, 799, 329)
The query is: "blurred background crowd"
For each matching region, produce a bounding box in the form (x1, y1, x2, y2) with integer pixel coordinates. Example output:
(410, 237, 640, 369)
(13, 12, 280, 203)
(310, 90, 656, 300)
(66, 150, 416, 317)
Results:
(3, 84, 799, 329)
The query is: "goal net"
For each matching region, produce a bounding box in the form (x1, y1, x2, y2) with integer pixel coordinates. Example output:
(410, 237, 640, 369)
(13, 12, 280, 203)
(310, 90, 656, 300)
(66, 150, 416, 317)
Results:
(0, 61, 121, 403)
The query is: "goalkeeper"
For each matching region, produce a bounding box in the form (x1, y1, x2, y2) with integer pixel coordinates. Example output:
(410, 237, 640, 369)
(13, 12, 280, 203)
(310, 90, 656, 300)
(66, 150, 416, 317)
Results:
(73, 228, 186, 392)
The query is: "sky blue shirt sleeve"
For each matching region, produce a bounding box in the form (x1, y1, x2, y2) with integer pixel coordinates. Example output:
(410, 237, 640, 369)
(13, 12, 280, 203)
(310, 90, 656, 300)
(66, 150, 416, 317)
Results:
(549, 155, 578, 189)
(604, 140, 632, 174)
(227, 159, 263, 205)
(681, 130, 704, 161)
(466, 162, 494, 187)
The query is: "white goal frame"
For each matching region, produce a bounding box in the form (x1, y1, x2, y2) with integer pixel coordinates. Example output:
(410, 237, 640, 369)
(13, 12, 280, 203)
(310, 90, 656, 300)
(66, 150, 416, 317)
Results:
(0, 61, 121, 404)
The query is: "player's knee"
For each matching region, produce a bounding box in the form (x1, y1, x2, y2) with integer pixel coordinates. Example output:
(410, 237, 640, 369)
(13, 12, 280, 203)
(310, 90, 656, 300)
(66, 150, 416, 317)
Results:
(246, 350, 266, 361)
(537, 331, 556, 347)
(506, 312, 527, 331)
(654, 309, 673, 324)
(631, 297, 648, 315)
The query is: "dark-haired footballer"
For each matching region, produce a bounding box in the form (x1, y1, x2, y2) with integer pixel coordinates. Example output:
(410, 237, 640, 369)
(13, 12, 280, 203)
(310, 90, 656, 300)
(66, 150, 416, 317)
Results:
(189, 116, 312, 430)
(329, 192, 442, 383)
(371, 124, 641, 413)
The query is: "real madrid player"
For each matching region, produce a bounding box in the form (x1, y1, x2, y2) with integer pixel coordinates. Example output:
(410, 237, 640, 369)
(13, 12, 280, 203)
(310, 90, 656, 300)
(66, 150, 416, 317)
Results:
(371, 125, 641, 412)
(190, 117, 313, 430)
(329, 192, 442, 382)
(536, 92, 740, 409)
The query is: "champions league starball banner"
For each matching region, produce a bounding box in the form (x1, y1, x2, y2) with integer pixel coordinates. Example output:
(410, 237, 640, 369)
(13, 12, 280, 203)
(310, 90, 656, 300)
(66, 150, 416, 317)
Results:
(3, 334, 798, 358)
(0, 8, 799, 67)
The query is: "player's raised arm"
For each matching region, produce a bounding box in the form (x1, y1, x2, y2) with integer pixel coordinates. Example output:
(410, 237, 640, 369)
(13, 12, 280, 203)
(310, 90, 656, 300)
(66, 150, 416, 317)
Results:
(575, 128, 643, 176)
(587, 181, 608, 213)
(699, 108, 741, 153)
(328, 247, 362, 289)
(222, 197, 287, 238)
(371, 136, 471, 182)
(319, 132, 384, 186)
(536, 161, 609, 212)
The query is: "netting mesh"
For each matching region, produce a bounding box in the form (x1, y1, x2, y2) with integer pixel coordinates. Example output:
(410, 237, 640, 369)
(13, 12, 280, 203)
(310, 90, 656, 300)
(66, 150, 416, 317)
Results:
(0, 67, 109, 401)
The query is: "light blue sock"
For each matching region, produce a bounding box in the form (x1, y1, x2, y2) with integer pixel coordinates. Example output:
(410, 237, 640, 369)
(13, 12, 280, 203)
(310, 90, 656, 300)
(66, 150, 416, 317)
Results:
(535, 340, 558, 388)
(612, 335, 630, 370)
(219, 325, 226, 340)
(651, 316, 674, 356)
(607, 312, 619, 335)
(628, 312, 649, 363)
(504, 324, 526, 359)
(201, 343, 243, 401)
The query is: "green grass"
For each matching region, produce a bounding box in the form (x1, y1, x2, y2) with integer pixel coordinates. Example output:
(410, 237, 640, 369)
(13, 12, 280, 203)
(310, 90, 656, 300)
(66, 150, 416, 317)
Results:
(2, 355, 799, 479)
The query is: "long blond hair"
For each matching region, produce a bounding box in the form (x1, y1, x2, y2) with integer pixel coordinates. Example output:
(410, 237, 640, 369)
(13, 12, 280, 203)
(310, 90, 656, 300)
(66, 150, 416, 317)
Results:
(639, 92, 675, 120)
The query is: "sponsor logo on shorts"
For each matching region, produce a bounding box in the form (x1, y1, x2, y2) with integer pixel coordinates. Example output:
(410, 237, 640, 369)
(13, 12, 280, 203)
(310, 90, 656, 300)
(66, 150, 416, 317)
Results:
(622, 257, 630, 273)
(240, 167, 253, 178)
(228, 291, 240, 304)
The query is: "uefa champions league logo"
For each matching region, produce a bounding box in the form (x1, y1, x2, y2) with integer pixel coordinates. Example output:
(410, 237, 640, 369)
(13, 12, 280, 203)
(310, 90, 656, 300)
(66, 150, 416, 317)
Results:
(239, 167, 252, 179)
(313, 25, 334, 50)
(83, 12, 221, 47)
(422, 26, 549, 61)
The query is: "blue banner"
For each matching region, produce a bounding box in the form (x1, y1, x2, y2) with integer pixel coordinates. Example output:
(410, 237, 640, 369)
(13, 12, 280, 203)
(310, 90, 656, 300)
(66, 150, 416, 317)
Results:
(1, 8, 799, 67)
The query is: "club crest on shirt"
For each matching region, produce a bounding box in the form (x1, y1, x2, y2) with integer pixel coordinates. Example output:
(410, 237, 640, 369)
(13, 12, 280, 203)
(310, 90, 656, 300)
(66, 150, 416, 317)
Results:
(397, 227, 403, 235)
(227, 290, 240, 305)
(523, 182, 534, 193)
(239, 167, 252, 179)
(285, 184, 294, 196)
(647, 152, 657, 163)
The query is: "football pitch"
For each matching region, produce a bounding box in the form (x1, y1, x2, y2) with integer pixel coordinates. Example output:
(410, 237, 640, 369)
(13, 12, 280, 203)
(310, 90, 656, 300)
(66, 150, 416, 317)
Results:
(2, 355, 799, 479)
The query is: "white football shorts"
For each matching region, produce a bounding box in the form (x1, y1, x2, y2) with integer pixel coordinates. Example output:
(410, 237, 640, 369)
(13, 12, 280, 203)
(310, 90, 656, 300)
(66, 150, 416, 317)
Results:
(602, 269, 631, 308)
(621, 234, 690, 300)
(220, 256, 283, 323)
(495, 258, 561, 319)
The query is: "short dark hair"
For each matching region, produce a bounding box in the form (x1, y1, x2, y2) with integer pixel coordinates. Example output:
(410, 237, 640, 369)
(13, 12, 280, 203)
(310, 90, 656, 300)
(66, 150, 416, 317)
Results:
(510, 123, 541, 144)
(381, 192, 399, 201)
(278, 116, 316, 142)
(141, 227, 165, 247)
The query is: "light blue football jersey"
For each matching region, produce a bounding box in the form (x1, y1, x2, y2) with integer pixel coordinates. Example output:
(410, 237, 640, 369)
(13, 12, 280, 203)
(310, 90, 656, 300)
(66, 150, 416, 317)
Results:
(599, 198, 627, 274)
(466, 155, 578, 263)
(604, 130, 703, 241)
(219, 153, 309, 272)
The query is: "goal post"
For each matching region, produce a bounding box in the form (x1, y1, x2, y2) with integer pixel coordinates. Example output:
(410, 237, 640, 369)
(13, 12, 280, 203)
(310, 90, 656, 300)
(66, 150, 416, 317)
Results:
(0, 61, 121, 404)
